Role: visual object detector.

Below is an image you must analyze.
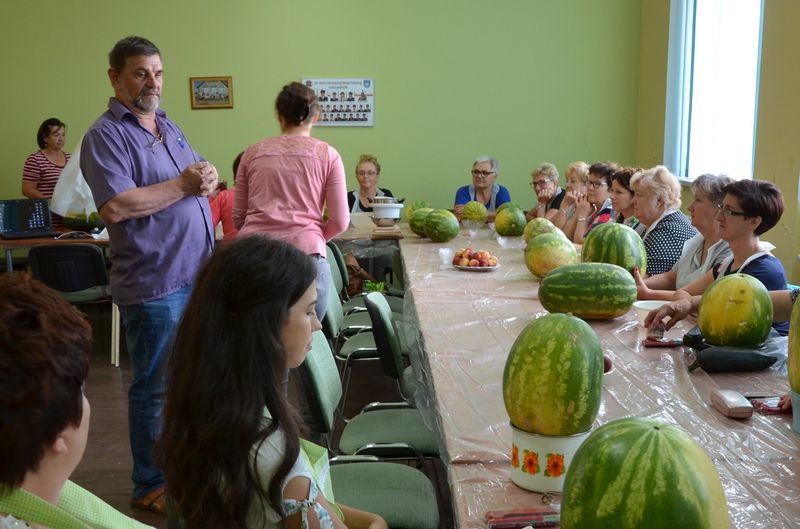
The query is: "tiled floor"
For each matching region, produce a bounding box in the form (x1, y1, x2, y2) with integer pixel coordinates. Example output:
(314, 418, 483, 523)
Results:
(73, 306, 452, 528)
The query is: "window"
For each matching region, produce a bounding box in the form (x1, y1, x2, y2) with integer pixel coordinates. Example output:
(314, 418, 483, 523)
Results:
(663, 0, 763, 180)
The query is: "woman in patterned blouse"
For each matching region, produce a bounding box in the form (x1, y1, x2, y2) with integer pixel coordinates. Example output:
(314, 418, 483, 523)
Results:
(630, 166, 697, 275)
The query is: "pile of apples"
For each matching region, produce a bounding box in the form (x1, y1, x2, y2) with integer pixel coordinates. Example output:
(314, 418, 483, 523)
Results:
(453, 247, 499, 267)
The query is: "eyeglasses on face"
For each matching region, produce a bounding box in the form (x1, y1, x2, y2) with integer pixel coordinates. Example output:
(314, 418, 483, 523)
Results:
(587, 180, 607, 189)
(472, 170, 496, 177)
(356, 171, 378, 177)
(531, 179, 551, 188)
(716, 203, 746, 217)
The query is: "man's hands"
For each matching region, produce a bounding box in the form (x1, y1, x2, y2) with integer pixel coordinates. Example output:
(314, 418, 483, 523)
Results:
(179, 162, 219, 196)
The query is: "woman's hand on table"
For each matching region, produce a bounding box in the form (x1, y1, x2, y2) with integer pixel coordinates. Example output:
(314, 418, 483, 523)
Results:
(644, 298, 694, 330)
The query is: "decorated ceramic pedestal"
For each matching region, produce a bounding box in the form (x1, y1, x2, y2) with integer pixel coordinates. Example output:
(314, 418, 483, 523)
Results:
(792, 390, 800, 434)
(510, 423, 591, 493)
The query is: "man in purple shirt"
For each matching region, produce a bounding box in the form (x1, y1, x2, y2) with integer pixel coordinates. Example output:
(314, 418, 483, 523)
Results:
(80, 35, 218, 515)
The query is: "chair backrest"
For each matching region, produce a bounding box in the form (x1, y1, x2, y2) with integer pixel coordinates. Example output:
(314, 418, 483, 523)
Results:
(325, 245, 345, 298)
(321, 283, 344, 342)
(326, 241, 349, 293)
(28, 244, 108, 292)
(301, 330, 343, 434)
(364, 292, 404, 380)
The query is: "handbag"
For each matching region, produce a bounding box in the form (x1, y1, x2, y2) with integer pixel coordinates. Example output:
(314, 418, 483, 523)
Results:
(344, 252, 376, 298)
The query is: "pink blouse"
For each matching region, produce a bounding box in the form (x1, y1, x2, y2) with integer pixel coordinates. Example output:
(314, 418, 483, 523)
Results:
(233, 135, 349, 256)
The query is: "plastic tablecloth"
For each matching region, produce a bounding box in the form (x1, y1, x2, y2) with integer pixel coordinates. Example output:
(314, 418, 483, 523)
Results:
(397, 226, 799, 529)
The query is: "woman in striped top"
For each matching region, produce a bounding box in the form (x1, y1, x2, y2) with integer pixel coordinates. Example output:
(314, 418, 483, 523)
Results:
(22, 118, 69, 227)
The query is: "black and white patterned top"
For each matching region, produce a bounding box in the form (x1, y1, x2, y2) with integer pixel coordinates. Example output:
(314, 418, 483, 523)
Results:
(642, 210, 697, 276)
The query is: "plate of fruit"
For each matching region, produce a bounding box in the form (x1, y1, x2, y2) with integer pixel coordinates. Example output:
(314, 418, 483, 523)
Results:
(452, 248, 499, 272)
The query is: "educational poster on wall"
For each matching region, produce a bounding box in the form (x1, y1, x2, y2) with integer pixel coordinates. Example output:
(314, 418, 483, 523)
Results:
(303, 78, 373, 127)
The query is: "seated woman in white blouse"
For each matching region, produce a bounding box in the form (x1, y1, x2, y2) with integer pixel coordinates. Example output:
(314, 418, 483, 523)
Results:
(634, 173, 733, 299)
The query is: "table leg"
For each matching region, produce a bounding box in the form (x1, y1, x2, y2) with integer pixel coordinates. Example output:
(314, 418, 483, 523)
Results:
(5, 248, 13, 273)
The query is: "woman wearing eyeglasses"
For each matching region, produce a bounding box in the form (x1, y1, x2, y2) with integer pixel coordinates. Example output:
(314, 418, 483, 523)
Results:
(572, 161, 618, 244)
(669, 179, 788, 334)
(634, 173, 733, 299)
(525, 162, 566, 222)
(630, 166, 697, 275)
(453, 156, 511, 222)
(347, 154, 394, 213)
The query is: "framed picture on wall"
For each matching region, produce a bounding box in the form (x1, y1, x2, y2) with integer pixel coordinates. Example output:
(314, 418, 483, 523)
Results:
(190, 76, 233, 109)
(303, 78, 373, 127)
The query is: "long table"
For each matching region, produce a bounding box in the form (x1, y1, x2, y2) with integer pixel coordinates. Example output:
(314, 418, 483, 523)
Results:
(398, 227, 799, 529)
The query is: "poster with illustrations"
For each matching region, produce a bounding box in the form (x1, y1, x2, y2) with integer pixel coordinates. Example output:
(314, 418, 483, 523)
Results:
(303, 78, 373, 127)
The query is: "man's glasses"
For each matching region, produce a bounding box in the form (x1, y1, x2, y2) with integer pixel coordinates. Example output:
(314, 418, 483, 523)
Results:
(147, 133, 164, 153)
(587, 180, 607, 189)
(472, 170, 496, 177)
(530, 180, 550, 189)
(716, 204, 746, 217)
(356, 171, 378, 177)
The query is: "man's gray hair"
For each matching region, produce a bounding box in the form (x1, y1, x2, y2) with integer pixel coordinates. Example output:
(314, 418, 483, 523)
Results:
(473, 156, 499, 174)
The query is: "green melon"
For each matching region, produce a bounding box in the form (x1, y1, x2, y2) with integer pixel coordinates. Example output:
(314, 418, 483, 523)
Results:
(423, 209, 460, 243)
(496, 202, 522, 214)
(503, 313, 603, 436)
(494, 207, 527, 237)
(539, 263, 637, 320)
(402, 199, 429, 222)
(409, 208, 434, 237)
(697, 273, 772, 348)
(524, 233, 578, 279)
(561, 417, 730, 529)
(789, 292, 800, 394)
(581, 222, 647, 275)
(462, 201, 488, 223)
(523, 217, 561, 244)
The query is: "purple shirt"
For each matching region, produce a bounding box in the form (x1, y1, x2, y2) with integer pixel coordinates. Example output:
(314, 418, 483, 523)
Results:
(81, 98, 214, 305)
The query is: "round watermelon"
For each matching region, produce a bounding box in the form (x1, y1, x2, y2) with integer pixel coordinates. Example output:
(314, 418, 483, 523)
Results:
(789, 293, 800, 394)
(524, 233, 578, 279)
(581, 222, 647, 276)
(409, 208, 434, 237)
(423, 209, 459, 243)
(697, 273, 772, 348)
(496, 202, 522, 214)
(503, 313, 603, 436)
(402, 199, 429, 222)
(561, 417, 730, 529)
(462, 201, 488, 223)
(495, 207, 527, 237)
(523, 218, 561, 244)
(539, 263, 637, 320)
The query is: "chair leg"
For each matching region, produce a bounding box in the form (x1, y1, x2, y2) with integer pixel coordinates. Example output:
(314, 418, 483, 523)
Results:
(111, 303, 120, 367)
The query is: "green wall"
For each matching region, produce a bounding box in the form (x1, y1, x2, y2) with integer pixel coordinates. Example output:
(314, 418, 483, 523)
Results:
(2, 0, 642, 211)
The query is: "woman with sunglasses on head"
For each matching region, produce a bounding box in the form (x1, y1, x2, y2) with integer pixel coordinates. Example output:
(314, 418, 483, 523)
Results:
(572, 161, 618, 244)
(629, 165, 697, 276)
(160, 236, 387, 529)
(670, 179, 788, 335)
(347, 154, 393, 213)
(453, 156, 511, 222)
(552, 161, 589, 239)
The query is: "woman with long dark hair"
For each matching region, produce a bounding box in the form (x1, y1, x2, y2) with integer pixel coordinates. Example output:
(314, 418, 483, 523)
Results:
(233, 82, 349, 320)
(159, 236, 386, 529)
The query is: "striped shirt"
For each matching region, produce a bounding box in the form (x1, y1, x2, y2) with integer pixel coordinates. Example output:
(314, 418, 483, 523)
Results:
(22, 150, 70, 198)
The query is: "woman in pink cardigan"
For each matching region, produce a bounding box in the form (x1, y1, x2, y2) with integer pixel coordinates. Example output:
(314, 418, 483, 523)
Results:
(234, 82, 349, 319)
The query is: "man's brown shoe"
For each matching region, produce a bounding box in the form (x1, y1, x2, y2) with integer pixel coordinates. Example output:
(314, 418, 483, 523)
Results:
(131, 486, 166, 516)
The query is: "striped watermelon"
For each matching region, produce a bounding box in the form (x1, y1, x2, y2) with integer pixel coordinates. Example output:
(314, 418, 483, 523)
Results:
(423, 209, 459, 243)
(409, 208, 434, 237)
(462, 201, 488, 223)
(523, 218, 561, 244)
(495, 207, 527, 237)
(789, 294, 800, 393)
(539, 263, 636, 320)
(402, 199, 429, 222)
(561, 417, 730, 529)
(697, 274, 772, 348)
(524, 233, 578, 278)
(581, 222, 647, 275)
(496, 202, 522, 214)
(503, 313, 603, 436)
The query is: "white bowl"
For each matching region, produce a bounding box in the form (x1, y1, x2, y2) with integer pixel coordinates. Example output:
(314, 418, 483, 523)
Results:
(632, 300, 669, 326)
(350, 212, 374, 230)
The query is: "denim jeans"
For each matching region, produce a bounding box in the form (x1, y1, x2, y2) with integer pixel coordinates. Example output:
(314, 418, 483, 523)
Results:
(314, 254, 333, 321)
(119, 285, 192, 498)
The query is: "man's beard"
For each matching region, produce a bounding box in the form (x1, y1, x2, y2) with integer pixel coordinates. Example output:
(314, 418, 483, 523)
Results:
(134, 90, 160, 112)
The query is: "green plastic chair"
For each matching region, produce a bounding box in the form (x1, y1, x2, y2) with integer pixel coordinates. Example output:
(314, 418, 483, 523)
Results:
(326, 241, 404, 314)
